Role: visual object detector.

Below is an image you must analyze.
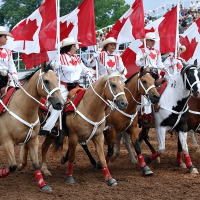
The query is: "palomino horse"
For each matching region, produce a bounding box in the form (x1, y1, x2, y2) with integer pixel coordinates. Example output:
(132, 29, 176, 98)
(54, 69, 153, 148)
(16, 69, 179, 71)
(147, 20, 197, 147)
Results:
(120, 63, 200, 173)
(60, 68, 161, 175)
(0, 63, 64, 192)
(40, 70, 128, 186)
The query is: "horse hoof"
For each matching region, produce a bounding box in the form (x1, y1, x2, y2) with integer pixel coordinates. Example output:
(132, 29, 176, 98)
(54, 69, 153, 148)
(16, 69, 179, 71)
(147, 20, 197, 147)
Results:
(188, 166, 199, 174)
(95, 161, 102, 170)
(179, 163, 186, 169)
(107, 178, 117, 186)
(155, 157, 160, 163)
(144, 156, 151, 164)
(142, 165, 153, 176)
(40, 184, 52, 193)
(66, 176, 75, 184)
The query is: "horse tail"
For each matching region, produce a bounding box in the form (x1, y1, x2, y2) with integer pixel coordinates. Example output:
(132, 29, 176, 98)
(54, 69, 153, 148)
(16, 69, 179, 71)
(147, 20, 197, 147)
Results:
(53, 130, 64, 152)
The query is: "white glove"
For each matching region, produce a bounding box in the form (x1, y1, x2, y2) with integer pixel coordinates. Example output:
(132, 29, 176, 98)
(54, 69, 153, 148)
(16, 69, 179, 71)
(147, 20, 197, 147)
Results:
(171, 59, 178, 66)
(11, 73, 18, 82)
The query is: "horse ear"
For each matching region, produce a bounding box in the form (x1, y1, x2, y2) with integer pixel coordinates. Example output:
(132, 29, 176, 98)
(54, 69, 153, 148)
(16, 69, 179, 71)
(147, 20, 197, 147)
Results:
(41, 61, 47, 71)
(194, 59, 198, 66)
(107, 68, 112, 75)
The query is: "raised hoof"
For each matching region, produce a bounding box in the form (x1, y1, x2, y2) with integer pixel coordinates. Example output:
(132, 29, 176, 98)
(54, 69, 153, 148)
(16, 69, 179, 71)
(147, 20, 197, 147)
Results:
(66, 176, 75, 184)
(144, 156, 152, 164)
(43, 171, 52, 177)
(179, 162, 186, 169)
(40, 184, 52, 193)
(155, 157, 161, 163)
(142, 165, 153, 176)
(107, 178, 117, 186)
(188, 166, 199, 174)
(95, 161, 102, 170)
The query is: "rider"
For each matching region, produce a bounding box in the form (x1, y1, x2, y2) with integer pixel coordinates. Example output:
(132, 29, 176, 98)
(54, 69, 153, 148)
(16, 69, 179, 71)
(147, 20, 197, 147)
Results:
(40, 37, 93, 136)
(162, 44, 186, 80)
(88, 37, 127, 81)
(0, 26, 18, 93)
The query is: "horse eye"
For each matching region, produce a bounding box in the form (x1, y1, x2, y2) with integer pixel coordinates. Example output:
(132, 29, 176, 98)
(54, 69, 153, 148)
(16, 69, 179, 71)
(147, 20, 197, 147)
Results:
(111, 83, 116, 89)
(43, 80, 50, 84)
(142, 80, 147, 84)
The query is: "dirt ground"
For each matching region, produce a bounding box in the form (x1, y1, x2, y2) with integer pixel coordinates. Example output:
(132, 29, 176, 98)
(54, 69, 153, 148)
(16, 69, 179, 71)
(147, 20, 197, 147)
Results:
(1, 128, 200, 200)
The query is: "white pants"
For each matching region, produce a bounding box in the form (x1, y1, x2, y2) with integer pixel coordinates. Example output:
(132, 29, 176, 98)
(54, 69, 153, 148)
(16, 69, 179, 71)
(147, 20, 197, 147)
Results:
(42, 84, 68, 132)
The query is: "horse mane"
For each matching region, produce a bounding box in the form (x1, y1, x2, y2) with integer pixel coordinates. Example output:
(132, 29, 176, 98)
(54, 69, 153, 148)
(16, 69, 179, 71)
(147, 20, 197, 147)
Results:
(125, 71, 150, 85)
(19, 62, 54, 83)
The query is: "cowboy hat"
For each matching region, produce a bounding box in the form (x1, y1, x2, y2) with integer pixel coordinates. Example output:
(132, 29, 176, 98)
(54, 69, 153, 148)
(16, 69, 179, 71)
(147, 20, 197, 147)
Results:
(100, 37, 118, 48)
(60, 37, 82, 48)
(179, 45, 186, 53)
(144, 32, 160, 41)
(0, 26, 13, 37)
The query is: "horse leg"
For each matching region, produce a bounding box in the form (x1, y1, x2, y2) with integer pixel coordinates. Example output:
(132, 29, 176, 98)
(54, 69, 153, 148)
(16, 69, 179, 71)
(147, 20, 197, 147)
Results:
(176, 135, 186, 168)
(130, 128, 153, 176)
(140, 127, 161, 163)
(179, 131, 198, 173)
(93, 133, 117, 186)
(81, 144, 97, 168)
(110, 132, 122, 163)
(189, 130, 200, 154)
(122, 132, 138, 164)
(18, 143, 28, 171)
(27, 136, 52, 192)
(0, 141, 17, 178)
(61, 148, 69, 164)
(41, 134, 55, 177)
(66, 134, 78, 184)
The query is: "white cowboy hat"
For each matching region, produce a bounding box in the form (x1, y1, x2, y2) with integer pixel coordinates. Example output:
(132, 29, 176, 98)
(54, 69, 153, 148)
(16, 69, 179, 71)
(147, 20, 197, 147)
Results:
(145, 32, 160, 41)
(0, 26, 13, 37)
(60, 37, 82, 48)
(100, 37, 118, 48)
(179, 45, 186, 53)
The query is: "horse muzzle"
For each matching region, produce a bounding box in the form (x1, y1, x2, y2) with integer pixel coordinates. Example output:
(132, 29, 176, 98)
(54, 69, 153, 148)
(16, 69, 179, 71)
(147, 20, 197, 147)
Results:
(48, 97, 65, 110)
(149, 93, 160, 104)
(115, 99, 128, 110)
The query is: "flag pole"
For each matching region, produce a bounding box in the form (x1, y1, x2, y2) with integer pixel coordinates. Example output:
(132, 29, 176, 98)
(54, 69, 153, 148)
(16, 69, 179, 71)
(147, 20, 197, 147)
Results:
(174, 0, 180, 59)
(56, 0, 62, 131)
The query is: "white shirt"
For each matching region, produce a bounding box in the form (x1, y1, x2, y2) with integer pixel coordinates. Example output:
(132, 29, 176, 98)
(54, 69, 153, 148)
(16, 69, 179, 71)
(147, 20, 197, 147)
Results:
(88, 51, 127, 78)
(136, 47, 165, 70)
(0, 48, 17, 74)
(54, 53, 92, 83)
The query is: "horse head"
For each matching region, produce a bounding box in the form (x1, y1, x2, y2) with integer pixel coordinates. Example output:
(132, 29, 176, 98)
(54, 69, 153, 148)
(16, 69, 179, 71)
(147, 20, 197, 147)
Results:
(181, 59, 200, 97)
(38, 62, 65, 110)
(104, 69, 128, 110)
(138, 67, 160, 104)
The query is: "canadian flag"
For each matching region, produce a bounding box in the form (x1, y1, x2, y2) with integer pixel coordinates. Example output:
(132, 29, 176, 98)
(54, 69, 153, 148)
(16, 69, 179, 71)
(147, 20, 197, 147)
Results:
(21, 0, 96, 69)
(121, 6, 177, 78)
(105, 0, 145, 43)
(179, 18, 200, 64)
(4, 0, 57, 54)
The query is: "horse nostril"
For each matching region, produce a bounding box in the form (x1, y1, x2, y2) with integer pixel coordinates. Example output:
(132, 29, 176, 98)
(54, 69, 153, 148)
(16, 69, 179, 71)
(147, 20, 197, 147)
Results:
(120, 101, 128, 108)
(153, 94, 160, 100)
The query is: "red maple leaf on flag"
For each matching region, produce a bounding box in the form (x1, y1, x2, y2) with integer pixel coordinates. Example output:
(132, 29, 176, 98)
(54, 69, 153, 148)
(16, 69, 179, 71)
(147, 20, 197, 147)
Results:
(11, 19, 38, 41)
(60, 21, 74, 41)
(179, 36, 198, 61)
(107, 60, 115, 67)
(0, 52, 7, 59)
(11, 19, 38, 50)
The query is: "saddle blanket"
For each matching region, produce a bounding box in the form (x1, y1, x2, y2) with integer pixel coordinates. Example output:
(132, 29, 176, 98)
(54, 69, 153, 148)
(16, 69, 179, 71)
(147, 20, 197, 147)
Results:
(0, 87, 15, 114)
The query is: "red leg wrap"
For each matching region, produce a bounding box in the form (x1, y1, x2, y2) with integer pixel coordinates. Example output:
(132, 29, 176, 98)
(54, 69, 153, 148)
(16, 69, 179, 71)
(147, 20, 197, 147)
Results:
(102, 166, 111, 181)
(66, 163, 74, 176)
(34, 170, 46, 188)
(138, 154, 146, 169)
(149, 152, 161, 161)
(184, 154, 193, 168)
(105, 155, 110, 163)
(0, 168, 10, 178)
(176, 152, 182, 165)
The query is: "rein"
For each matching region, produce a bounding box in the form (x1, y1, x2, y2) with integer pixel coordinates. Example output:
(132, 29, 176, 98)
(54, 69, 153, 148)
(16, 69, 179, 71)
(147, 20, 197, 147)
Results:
(68, 74, 124, 145)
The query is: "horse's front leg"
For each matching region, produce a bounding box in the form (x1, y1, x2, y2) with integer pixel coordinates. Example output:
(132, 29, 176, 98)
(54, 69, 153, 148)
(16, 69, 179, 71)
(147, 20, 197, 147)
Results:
(18, 143, 28, 171)
(28, 136, 52, 192)
(1, 141, 16, 178)
(189, 130, 200, 154)
(129, 127, 153, 176)
(122, 132, 137, 164)
(93, 133, 117, 186)
(65, 134, 78, 184)
(41, 134, 55, 177)
(176, 135, 186, 168)
(179, 131, 198, 173)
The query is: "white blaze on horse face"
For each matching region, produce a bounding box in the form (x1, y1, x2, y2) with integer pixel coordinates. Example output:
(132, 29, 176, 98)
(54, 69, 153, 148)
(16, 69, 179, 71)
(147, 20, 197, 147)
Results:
(194, 69, 200, 92)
